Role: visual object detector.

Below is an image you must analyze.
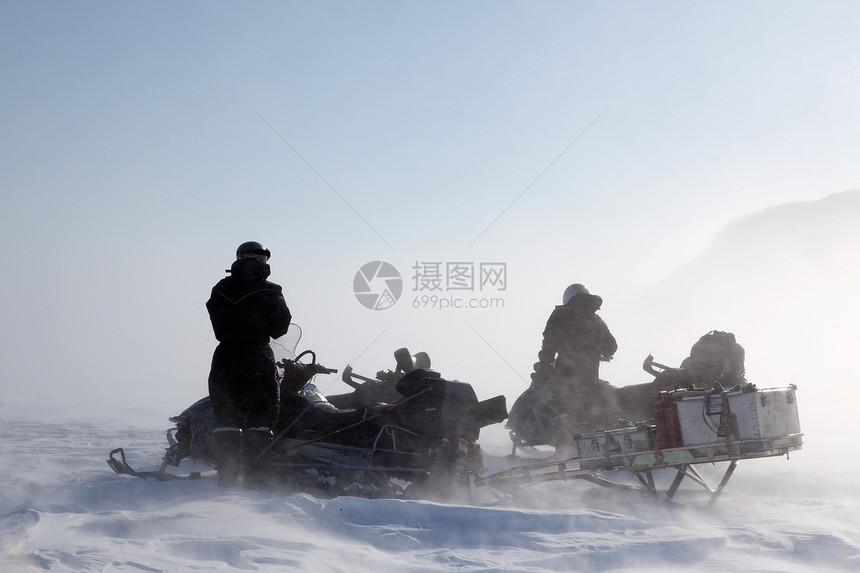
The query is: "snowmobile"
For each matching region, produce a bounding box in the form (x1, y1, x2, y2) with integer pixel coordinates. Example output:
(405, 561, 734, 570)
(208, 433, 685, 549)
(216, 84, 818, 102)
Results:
(507, 330, 750, 452)
(108, 334, 508, 500)
(494, 331, 802, 505)
(506, 355, 689, 453)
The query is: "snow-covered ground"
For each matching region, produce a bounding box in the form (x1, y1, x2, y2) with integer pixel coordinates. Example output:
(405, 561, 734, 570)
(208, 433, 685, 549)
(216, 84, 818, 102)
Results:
(2, 398, 857, 572)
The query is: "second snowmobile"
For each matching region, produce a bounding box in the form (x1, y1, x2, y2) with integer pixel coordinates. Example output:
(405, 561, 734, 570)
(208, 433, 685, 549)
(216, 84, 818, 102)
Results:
(507, 330, 749, 452)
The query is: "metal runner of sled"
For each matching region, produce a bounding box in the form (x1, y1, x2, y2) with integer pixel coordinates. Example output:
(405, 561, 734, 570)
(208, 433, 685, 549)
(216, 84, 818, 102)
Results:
(482, 384, 803, 505)
(479, 432, 802, 505)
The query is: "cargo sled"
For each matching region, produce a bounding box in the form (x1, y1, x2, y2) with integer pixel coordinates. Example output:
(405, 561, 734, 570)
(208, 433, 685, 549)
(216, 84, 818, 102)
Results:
(496, 331, 801, 504)
(482, 383, 802, 505)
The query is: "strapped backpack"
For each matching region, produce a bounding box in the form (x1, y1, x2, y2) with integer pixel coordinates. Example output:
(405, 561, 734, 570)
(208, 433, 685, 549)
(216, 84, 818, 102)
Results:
(681, 330, 746, 384)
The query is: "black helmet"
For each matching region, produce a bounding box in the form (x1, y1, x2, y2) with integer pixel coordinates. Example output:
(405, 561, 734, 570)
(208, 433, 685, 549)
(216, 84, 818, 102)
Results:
(236, 241, 271, 262)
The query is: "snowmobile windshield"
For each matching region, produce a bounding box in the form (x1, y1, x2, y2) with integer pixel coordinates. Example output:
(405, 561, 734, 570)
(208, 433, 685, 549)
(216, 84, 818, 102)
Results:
(270, 323, 302, 362)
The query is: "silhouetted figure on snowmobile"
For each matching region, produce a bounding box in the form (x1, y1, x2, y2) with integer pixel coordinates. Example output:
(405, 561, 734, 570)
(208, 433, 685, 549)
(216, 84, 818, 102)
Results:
(518, 283, 618, 444)
(206, 241, 292, 487)
(509, 318, 748, 452)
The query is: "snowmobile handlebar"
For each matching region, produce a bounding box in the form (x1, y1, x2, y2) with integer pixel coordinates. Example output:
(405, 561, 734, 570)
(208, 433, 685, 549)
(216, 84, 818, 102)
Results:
(295, 349, 338, 374)
(277, 349, 338, 375)
(307, 363, 338, 375)
(642, 354, 673, 376)
(341, 364, 378, 389)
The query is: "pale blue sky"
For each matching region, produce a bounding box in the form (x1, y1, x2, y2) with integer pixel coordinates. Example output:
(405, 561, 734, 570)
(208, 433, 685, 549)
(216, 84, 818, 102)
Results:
(2, 1, 859, 409)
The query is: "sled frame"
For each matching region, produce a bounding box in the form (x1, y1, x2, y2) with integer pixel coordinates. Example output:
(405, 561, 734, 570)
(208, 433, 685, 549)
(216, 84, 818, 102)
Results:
(480, 433, 801, 505)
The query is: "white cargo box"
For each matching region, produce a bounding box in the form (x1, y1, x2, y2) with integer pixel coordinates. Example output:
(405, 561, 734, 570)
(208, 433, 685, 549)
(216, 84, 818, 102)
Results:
(575, 424, 654, 469)
(674, 385, 801, 448)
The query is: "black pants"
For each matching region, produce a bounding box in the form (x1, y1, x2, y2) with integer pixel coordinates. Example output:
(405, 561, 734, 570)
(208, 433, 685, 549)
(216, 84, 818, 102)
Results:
(208, 344, 278, 430)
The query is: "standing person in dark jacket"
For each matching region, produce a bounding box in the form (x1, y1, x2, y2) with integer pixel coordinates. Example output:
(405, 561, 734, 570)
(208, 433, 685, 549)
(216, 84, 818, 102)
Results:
(206, 241, 292, 487)
(531, 283, 617, 440)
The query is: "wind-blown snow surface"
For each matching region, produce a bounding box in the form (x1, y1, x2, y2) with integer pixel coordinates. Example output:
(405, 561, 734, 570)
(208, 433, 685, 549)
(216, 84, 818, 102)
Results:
(1, 401, 858, 572)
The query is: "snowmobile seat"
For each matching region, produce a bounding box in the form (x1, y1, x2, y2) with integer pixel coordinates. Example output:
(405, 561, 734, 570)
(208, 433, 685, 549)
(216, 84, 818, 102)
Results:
(277, 393, 393, 436)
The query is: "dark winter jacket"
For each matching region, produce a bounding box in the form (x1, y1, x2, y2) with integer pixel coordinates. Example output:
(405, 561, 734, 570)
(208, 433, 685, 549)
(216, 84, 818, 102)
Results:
(206, 258, 292, 348)
(534, 293, 617, 385)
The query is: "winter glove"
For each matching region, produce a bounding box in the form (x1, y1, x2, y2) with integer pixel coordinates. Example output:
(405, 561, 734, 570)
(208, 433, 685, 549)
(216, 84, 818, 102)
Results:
(280, 361, 320, 394)
(530, 362, 552, 386)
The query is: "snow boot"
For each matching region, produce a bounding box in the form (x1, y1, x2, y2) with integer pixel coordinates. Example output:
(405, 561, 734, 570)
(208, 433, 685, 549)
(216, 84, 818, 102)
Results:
(213, 427, 243, 487)
(242, 427, 274, 489)
(550, 414, 575, 448)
